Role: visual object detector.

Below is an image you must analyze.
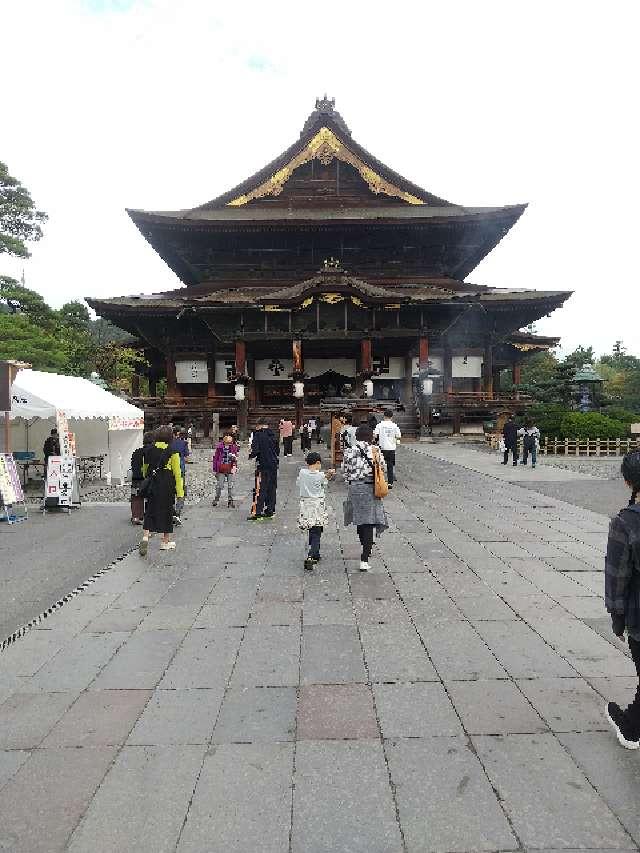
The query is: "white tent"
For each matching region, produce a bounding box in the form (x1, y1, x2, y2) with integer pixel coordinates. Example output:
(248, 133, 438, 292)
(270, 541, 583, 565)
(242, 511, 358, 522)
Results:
(9, 369, 144, 482)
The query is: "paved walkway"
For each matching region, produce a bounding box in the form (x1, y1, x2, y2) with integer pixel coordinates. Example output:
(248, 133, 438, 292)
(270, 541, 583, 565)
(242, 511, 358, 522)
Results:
(0, 446, 639, 852)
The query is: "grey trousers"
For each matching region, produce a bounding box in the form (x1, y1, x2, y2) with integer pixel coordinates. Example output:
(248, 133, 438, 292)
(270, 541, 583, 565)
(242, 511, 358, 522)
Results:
(215, 472, 235, 500)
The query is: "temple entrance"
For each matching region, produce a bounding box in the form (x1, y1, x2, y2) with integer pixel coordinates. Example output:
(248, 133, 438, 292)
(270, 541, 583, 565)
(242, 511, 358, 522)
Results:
(311, 370, 357, 400)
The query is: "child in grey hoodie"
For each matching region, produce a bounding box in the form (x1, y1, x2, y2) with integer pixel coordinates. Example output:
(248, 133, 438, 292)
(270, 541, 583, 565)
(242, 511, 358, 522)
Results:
(297, 452, 335, 571)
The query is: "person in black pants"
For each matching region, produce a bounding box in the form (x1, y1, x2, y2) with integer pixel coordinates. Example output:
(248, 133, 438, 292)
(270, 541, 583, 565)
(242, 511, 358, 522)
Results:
(502, 415, 519, 466)
(605, 451, 640, 749)
(248, 421, 280, 521)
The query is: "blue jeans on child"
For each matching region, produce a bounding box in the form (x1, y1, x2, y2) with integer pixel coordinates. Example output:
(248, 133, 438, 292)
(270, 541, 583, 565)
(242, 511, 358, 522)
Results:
(308, 525, 323, 559)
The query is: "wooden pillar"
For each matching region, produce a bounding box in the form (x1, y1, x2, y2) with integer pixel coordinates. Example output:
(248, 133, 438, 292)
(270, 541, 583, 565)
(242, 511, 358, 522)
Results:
(492, 367, 501, 395)
(292, 339, 304, 428)
(512, 362, 521, 400)
(131, 373, 141, 397)
(443, 344, 453, 394)
(419, 335, 429, 372)
(235, 341, 248, 437)
(207, 355, 216, 400)
(166, 356, 180, 398)
(483, 338, 494, 397)
(148, 374, 157, 398)
(361, 339, 373, 375)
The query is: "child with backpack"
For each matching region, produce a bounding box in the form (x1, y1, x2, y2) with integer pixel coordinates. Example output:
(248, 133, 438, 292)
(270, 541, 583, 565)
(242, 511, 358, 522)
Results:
(212, 432, 239, 508)
(605, 451, 640, 749)
(297, 451, 335, 571)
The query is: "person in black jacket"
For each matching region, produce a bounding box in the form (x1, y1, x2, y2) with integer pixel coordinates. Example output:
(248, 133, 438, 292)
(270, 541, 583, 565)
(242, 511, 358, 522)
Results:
(501, 415, 519, 466)
(43, 428, 60, 473)
(248, 421, 280, 521)
(604, 451, 640, 749)
(130, 431, 153, 525)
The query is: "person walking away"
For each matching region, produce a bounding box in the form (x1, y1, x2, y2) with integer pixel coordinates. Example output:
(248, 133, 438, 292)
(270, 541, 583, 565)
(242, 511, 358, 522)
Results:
(316, 416, 323, 445)
(374, 409, 401, 488)
(171, 427, 190, 525)
(139, 425, 184, 555)
(43, 428, 60, 475)
(340, 414, 357, 452)
(342, 424, 388, 572)
(604, 451, 640, 749)
(212, 432, 239, 508)
(300, 423, 312, 452)
(307, 417, 318, 444)
(518, 419, 540, 468)
(367, 411, 378, 432)
(297, 451, 335, 571)
(502, 415, 519, 466)
(279, 418, 294, 457)
(249, 421, 279, 521)
(130, 431, 153, 524)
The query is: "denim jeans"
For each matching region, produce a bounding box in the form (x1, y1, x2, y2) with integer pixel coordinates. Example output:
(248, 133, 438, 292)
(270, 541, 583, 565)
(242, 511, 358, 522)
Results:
(522, 445, 537, 466)
(215, 472, 235, 500)
(308, 525, 323, 559)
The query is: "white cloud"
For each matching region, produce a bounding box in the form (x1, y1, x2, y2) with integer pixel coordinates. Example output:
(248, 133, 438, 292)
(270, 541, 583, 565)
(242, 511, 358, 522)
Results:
(3, 0, 639, 356)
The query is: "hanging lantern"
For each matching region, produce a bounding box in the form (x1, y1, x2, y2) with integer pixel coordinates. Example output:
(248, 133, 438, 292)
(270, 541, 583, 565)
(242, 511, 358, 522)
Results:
(363, 379, 374, 397)
(421, 378, 433, 396)
(293, 381, 305, 399)
(234, 382, 245, 401)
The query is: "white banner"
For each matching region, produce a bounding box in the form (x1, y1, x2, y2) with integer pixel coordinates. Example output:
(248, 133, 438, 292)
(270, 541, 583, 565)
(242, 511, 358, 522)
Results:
(372, 356, 405, 380)
(412, 356, 443, 377)
(175, 359, 208, 384)
(452, 356, 482, 378)
(255, 358, 293, 381)
(305, 358, 356, 378)
(108, 416, 144, 431)
(0, 454, 23, 505)
(215, 359, 236, 384)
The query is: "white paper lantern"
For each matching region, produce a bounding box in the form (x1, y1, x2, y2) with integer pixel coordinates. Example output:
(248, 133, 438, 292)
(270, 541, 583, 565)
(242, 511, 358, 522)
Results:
(234, 383, 245, 401)
(363, 379, 374, 397)
(293, 381, 305, 398)
(421, 378, 433, 396)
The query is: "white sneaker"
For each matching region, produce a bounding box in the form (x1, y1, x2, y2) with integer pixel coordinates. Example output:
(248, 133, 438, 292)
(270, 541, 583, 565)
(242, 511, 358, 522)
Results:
(359, 561, 370, 572)
(160, 541, 176, 551)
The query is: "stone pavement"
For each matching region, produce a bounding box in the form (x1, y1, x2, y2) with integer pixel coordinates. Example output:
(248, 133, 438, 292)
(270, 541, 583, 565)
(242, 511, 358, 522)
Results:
(0, 445, 639, 852)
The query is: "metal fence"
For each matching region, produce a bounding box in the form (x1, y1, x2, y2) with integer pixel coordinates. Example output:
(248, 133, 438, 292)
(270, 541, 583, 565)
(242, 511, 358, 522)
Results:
(488, 435, 640, 456)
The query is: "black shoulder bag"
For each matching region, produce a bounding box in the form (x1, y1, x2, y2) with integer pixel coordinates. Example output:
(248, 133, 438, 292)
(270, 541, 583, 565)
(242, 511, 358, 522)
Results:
(137, 447, 173, 498)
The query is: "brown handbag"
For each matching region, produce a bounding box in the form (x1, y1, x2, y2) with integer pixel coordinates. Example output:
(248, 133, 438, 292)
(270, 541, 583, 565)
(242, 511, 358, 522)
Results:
(371, 447, 389, 499)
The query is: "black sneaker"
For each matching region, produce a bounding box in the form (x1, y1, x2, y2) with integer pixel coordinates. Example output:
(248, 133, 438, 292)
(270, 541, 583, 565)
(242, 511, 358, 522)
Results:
(247, 514, 262, 521)
(606, 702, 640, 749)
(212, 499, 219, 507)
(304, 557, 314, 571)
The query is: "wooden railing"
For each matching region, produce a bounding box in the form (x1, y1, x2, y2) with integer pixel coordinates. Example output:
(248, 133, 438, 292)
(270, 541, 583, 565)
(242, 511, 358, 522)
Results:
(434, 392, 532, 409)
(487, 434, 640, 456)
(128, 396, 236, 409)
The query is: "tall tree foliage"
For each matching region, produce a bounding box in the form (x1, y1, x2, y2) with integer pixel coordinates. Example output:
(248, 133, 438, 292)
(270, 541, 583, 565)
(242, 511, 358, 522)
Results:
(0, 162, 47, 257)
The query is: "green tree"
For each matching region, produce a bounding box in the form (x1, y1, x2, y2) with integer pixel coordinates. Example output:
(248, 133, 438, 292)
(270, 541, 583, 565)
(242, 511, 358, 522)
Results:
(0, 162, 47, 257)
(0, 312, 67, 371)
(58, 300, 96, 376)
(94, 342, 147, 392)
(0, 275, 56, 330)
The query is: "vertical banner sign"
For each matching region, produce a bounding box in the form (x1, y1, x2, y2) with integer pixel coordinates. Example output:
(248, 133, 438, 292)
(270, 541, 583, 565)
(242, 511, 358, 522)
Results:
(0, 453, 24, 505)
(46, 410, 76, 507)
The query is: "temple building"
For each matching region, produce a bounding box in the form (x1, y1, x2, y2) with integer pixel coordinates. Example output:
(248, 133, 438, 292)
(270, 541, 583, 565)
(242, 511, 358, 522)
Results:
(87, 97, 570, 435)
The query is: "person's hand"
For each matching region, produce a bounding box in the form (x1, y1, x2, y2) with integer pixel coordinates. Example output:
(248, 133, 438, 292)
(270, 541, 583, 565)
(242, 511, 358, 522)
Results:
(611, 612, 626, 638)
(326, 468, 336, 478)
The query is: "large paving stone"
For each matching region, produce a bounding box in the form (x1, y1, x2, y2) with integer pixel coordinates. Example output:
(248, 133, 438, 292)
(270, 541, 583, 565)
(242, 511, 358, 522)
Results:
(160, 578, 218, 607)
(451, 590, 517, 622)
(112, 576, 175, 609)
(349, 572, 399, 600)
(446, 679, 547, 735)
(558, 731, 640, 846)
(67, 745, 205, 853)
(232, 624, 300, 687)
(353, 597, 412, 626)
(297, 684, 378, 740)
(257, 576, 303, 603)
(517, 677, 609, 732)
(250, 601, 302, 626)
(292, 740, 403, 853)
(0, 631, 70, 678)
(374, 682, 462, 738)
(303, 597, 355, 626)
(91, 629, 184, 689)
(303, 571, 351, 601)
(0, 691, 76, 749)
(474, 620, 576, 678)
(43, 688, 152, 747)
(128, 688, 224, 745)
(0, 746, 117, 852)
(0, 750, 30, 791)
(213, 686, 297, 743)
(83, 607, 150, 633)
(25, 632, 129, 694)
(473, 732, 632, 849)
(416, 621, 506, 681)
(360, 623, 438, 682)
(177, 743, 293, 853)
(159, 627, 243, 689)
(137, 605, 200, 632)
(386, 736, 516, 853)
(191, 601, 251, 628)
(301, 625, 366, 685)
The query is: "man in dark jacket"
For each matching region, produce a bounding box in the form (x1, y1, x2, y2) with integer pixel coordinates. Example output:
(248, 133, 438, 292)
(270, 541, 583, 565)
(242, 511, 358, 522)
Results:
(43, 428, 60, 474)
(249, 421, 280, 520)
(502, 415, 519, 466)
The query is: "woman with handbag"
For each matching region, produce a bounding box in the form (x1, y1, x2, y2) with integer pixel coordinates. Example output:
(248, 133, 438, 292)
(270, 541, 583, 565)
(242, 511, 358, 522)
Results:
(139, 425, 184, 556)
(342, 424, 388, 572)
(212, 432, 239, 508)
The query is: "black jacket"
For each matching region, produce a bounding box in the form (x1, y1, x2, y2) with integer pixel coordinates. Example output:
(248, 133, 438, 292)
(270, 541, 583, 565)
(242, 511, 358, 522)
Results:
(250, 428, 280, 469)
(43, 435, 60, 458)
(605, 503, 640, 638)
(503, 421, 518, 446)
(131, 446, 145, 482)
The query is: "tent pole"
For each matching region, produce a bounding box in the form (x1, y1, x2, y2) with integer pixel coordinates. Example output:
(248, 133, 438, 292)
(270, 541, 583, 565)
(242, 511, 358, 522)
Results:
(3, 411, 9, 455)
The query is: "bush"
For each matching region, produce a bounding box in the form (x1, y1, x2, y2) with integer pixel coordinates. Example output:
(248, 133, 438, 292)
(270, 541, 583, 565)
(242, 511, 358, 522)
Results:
(601, 406, 640, 424)
(528, 406, 629, 440)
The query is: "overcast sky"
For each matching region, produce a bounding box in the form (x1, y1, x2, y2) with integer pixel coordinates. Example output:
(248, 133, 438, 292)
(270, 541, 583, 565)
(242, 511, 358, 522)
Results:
(3, 0, 639, 357)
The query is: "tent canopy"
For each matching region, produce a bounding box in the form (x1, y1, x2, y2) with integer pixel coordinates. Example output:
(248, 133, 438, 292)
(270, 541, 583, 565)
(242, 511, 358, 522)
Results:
(10, 369, 143, 423)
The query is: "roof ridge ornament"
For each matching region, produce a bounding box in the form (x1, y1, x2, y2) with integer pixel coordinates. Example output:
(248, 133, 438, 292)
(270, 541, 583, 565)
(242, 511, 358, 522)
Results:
(301, 95, 351, 137)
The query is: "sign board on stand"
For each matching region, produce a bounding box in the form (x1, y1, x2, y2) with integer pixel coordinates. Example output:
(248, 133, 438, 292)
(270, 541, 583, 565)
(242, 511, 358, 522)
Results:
(0, 453, 28, 524)
(44, 410, 80, 511)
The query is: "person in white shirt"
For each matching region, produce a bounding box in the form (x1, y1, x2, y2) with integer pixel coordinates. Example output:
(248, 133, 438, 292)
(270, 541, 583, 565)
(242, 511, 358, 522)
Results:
(373, 409, 401, 487)
(340, 414, 358, 451)
(517, 419, 541, 468)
